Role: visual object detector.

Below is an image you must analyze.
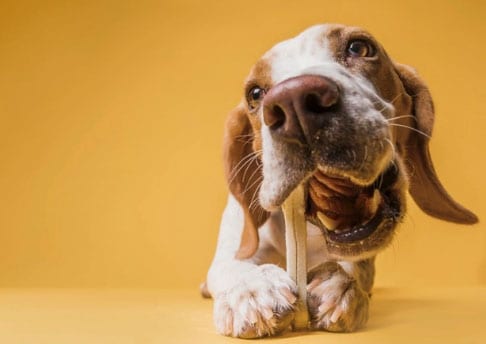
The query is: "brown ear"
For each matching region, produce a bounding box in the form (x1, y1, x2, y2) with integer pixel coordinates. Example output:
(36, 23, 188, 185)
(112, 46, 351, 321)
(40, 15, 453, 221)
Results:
(394, 63, 478, 224)
(223, 102, 270, 259)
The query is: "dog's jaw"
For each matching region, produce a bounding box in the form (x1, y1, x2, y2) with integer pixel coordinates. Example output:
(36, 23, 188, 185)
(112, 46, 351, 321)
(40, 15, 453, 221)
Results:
(259, 150, 406, 260)
(309, 162, 406, 260)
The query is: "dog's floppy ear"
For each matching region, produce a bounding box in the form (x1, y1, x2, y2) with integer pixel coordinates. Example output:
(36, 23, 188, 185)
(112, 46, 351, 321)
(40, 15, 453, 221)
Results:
(394, 63, 478, 224)
(223, 102, 270, 259)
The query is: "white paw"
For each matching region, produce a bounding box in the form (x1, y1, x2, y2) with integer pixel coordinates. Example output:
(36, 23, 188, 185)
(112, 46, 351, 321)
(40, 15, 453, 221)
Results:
(307, 262, 369, 332)
(213, 264, 297, 338)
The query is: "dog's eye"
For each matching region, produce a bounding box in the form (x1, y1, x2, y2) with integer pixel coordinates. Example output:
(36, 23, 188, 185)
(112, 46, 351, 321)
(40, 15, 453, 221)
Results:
(247, 86, 266, 110)
(347, 40, 374, 58)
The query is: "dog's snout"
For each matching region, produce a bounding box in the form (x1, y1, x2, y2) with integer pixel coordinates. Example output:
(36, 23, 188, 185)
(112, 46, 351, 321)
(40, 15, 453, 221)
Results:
(263, 75, 339, 140)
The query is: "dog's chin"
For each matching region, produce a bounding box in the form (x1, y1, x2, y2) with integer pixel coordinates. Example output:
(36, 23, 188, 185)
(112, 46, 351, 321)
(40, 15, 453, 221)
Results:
(259, 167, 313, 212)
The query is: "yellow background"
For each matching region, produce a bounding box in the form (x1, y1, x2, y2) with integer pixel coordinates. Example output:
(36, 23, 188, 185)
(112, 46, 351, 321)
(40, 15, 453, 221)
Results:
(0, 0, 485, 290)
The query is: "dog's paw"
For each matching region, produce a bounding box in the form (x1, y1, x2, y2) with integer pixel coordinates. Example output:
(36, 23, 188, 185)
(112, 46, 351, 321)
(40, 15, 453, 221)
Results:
(213, 264, 297, 338)
(307, 262, 369, 332)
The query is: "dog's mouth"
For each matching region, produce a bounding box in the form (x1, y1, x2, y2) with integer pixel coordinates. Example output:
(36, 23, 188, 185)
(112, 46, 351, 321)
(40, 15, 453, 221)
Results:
(306, 163, 402, 244)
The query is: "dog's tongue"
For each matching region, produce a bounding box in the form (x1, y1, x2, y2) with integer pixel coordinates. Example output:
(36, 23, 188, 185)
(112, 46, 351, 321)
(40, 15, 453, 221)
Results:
(307, 170, 381, 230)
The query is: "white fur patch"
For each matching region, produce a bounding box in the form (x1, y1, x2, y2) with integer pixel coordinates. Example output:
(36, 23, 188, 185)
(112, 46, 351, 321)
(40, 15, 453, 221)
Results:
(212, 264, 297, 338)
(266, 25, 335, 84)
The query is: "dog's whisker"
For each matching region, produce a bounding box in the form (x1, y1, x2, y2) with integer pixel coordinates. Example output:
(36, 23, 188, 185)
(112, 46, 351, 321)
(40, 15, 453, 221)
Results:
(243, 170, 263, 198)
(248, 177, 264, 212)
(388, 93, 403, 105)
(248, 195, 261, 214)
(242, 154, 261, 183)
(375, 102, 391, 114)
(229, 150, 259, 176)
(379, 140, 384, 154)
(384, 138, 397, 160)
(242, 170, 264, 196)
(374, 93, 408, 116)
(386, 115, 416, 122)
(235, 134, 256, 145)
(388, 123, 431, 139)
(358, 145, 368, 171)
(228, 156, 256, 185)
(228, 150, 262, 185)
(378, 168, 384, 190)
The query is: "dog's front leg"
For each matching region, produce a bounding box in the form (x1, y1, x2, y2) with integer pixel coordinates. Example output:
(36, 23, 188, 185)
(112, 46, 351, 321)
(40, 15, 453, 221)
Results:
(206, 196, 298, 338)
(307, 259, 374, 332)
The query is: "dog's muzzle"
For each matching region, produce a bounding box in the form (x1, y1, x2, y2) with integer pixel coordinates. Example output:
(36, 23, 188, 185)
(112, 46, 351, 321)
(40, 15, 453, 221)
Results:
(261, 74, 403, 251)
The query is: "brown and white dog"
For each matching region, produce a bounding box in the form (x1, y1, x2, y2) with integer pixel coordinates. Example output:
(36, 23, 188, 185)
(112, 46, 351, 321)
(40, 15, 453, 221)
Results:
(203, 24, 478, 338)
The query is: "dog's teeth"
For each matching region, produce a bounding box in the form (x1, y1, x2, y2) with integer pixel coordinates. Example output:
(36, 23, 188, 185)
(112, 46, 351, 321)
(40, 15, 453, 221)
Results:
(317, 211, 340, 230)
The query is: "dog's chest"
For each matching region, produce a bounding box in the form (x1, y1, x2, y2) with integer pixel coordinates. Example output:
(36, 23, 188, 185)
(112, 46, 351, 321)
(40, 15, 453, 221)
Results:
(257, 213, 330, 269)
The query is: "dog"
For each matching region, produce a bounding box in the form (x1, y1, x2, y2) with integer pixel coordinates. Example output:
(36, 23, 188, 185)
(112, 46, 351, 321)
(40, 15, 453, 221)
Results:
(202, 23, 478, 338)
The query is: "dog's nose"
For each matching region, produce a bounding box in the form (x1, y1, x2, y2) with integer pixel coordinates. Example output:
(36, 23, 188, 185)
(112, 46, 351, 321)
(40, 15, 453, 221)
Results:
(263, 75, 339, 142)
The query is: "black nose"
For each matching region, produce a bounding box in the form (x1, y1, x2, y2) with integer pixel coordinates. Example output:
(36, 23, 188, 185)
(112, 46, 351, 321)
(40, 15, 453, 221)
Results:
(263, 75, 339, 142)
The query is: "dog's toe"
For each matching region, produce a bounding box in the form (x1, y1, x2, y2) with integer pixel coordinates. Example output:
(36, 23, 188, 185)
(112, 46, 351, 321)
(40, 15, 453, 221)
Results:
(307, 262, 369, 332)
(213, 264, 297, 338)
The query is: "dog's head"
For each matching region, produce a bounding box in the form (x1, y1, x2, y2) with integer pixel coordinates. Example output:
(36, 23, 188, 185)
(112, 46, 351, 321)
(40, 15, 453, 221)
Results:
(224, 24, 477, 261)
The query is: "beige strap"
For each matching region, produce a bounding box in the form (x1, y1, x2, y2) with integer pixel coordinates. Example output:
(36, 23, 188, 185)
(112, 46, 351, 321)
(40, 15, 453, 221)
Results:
(282, 185, 309, 330)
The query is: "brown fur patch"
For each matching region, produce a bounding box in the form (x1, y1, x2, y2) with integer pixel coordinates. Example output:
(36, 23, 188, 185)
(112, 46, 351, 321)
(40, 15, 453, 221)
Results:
(223, 58, 275, 259)
(244, 58, 273, 153)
